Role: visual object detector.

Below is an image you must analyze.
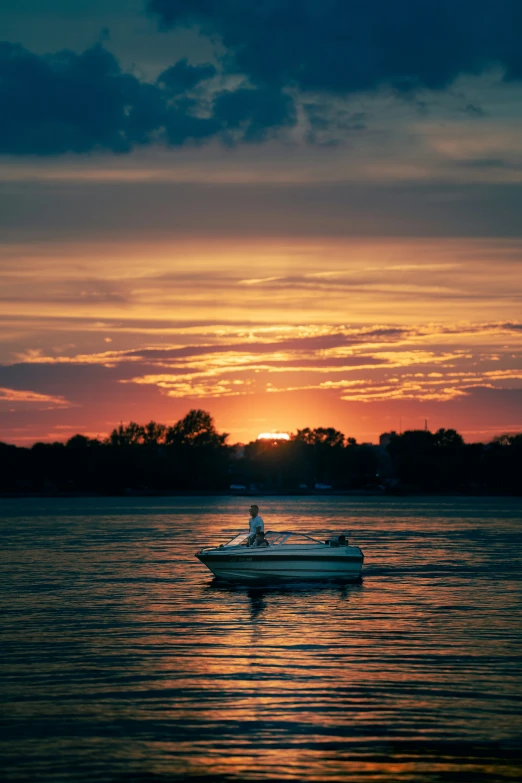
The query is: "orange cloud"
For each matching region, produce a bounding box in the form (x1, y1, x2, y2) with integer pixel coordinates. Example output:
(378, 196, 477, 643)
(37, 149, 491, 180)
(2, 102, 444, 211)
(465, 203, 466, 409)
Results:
(0, 387, 70, 407)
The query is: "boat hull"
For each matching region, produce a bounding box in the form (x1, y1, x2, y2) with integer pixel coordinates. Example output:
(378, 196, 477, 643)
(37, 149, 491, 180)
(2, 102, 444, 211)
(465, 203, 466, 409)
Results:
(196, 547, 363, 583)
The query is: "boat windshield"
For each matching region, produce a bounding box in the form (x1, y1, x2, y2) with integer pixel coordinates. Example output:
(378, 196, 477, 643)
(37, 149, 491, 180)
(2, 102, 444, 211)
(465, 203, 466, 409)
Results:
(223, 532, 250, 547)
(278, 533, 323, 545)
(222, 530, 324, 548)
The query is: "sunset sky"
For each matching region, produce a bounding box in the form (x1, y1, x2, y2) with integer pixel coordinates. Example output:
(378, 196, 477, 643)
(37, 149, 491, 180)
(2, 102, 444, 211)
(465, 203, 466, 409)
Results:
(1, 0, 522, 445)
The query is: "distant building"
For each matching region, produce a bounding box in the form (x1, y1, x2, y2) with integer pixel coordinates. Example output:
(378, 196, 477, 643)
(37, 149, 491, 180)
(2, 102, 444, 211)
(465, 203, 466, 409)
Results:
(379, 431, 397, 448)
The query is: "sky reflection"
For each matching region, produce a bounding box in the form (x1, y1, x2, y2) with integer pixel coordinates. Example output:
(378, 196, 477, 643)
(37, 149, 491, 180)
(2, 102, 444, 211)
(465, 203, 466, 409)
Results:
(1, 496, 521, 781)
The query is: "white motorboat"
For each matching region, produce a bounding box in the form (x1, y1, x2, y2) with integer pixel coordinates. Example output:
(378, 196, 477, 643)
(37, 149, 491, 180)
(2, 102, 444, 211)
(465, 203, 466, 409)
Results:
(196, 531, 364, 583)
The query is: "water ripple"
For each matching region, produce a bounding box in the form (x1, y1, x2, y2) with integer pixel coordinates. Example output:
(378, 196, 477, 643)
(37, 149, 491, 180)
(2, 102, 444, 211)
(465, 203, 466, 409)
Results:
(1, 496, 521, 782)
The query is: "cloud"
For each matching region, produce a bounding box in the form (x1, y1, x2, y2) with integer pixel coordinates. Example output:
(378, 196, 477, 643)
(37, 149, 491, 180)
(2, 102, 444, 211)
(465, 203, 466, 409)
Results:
(1, 317, 521, 442)
(157, 58, 216, 93)
(0, 41, 296, 155)
(148, 0, 522, 94)
(2, 3, 521, 157)
(213, 87, 296, 143)
(0, 42, 165, 154)
(0, 386, 69, 406)
(9, 319, 518, 407)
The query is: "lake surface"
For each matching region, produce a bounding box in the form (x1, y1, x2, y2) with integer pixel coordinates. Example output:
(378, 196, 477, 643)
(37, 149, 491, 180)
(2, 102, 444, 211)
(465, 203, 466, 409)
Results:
(1, 496, 521, 782)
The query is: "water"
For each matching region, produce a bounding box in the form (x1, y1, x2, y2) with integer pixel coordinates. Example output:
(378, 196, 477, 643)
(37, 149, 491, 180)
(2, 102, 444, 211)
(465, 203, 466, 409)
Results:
(1, 496, 521, 782)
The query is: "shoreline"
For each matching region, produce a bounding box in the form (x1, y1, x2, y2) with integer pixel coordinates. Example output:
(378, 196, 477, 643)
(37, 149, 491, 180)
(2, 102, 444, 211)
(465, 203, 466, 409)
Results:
(1, 489, 521, 499)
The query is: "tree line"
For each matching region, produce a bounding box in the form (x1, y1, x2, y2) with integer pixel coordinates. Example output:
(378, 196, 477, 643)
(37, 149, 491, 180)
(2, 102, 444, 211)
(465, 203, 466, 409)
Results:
(0, 409, 521, 495)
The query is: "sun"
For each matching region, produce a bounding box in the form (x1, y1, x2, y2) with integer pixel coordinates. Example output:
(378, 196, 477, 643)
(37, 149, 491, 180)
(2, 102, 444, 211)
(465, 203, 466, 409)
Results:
(257, 432, 290, 441)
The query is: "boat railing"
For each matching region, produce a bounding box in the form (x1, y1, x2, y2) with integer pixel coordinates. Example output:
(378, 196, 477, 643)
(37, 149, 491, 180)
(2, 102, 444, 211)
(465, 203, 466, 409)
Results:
(217, 529, 352, 550)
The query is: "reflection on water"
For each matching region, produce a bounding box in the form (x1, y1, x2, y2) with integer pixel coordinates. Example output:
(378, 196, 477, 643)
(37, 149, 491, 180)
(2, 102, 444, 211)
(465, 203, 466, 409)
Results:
(208, 581, 362, 625)
(1, 495, 522, 782)
(246, 588, 267, 623)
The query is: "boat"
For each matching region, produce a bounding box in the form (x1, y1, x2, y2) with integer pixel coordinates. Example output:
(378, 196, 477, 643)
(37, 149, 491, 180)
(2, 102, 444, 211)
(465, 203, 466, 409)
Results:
(196, 530, 364, 583)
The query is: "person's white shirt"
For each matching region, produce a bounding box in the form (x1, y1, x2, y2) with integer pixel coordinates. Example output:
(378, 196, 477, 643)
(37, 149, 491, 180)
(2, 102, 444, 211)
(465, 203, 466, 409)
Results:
(249, 515, 264, 534)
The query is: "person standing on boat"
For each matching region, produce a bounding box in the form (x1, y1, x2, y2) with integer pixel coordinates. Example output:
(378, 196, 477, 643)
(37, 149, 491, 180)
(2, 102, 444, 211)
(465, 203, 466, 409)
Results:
(248, 504, 264, 538)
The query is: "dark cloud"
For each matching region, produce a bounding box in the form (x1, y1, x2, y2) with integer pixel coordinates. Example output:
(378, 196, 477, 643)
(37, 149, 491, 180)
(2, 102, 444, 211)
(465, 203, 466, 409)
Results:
(213, 87, 296, 142)
(457, 158, 513, 169)
(0, 41, 165, 154)
(163, 102, 220, 145)
(157, 57, 216, 93)
(0, 361, 127, 396)
(0, 41, 296, 154)
(148, 0, 522, 93)
(461, 103, 487, 117)
(1, 2, 521, 156)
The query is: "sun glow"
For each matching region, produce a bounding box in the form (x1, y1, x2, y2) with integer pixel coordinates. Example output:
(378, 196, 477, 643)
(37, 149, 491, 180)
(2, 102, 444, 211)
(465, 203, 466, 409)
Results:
(257, 432, 290, 441)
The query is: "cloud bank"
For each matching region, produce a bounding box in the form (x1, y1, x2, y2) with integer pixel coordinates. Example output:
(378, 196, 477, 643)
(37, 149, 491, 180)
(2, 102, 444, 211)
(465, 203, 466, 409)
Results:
(0, 41, 295, 154)
(2, 318, 522, 444)
(2, 0, 521, 155)
(148, 0, 522, 92)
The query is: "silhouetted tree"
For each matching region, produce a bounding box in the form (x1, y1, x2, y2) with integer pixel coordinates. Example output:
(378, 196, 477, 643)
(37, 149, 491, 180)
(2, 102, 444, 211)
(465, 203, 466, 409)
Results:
(66, 434, 101, 449)
(1, 418, 521, 496)
(292, 427, 346, 485)
(142, 420, 167, 445)
(344, 442, 379, 488)
(108, 421, 145, 446)
(165, 409, 227, 448)
(433, 428, 464, 449)
(482, 433, 522, 493)
(294, 427, 345, 447)
(163, 410, 229, 490)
